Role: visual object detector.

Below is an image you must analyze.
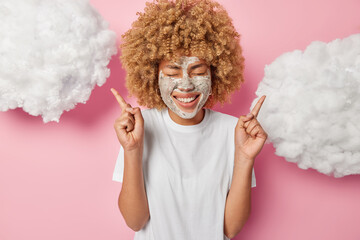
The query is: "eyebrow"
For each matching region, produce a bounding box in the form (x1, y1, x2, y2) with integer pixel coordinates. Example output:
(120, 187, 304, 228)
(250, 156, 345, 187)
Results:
(189, 63, 207, 71)
(164, 63, 207, 71)
(165, 65, 181, 69)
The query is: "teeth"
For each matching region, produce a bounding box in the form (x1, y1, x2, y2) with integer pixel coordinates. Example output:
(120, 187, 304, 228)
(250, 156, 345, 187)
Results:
(176, 96, 196, 103)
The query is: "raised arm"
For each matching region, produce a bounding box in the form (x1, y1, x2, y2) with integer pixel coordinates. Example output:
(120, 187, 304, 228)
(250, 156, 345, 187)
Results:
(111, 88, 149, 231)
(224, 96, 267, 238)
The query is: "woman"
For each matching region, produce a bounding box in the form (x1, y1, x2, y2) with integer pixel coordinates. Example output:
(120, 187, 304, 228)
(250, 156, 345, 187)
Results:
(111, 0, 267, 239)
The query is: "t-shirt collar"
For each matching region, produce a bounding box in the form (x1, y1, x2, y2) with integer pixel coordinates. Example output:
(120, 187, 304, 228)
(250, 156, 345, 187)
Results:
(162, 108, 211, 132)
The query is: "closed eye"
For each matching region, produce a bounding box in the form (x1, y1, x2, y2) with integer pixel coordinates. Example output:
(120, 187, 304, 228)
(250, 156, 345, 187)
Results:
(189, 64, 208, 76)
(189, 72, 207, 77)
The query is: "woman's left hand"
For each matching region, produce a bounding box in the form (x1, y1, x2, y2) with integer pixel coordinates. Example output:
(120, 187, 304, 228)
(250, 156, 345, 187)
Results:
(235, 95, 268, 162)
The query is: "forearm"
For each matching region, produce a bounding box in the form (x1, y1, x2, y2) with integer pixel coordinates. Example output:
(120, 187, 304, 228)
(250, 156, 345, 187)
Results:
(119, 148, 150, 231)
(224, 151, 254, 239)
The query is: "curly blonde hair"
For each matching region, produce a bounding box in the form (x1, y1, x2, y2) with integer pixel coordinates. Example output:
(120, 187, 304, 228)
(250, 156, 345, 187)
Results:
(120, 0, 245, 109)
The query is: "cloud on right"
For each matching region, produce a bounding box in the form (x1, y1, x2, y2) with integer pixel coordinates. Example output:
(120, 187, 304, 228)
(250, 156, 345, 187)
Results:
(252, 33, 360, 178)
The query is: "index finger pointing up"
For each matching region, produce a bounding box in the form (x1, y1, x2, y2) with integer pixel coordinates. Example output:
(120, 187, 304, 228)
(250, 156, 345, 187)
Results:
(110, 88, 130, 110)
(251, 95, 266, 117)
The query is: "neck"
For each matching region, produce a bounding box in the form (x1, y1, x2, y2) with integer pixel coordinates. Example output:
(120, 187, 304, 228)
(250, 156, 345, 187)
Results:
(168, 108, 205, 125)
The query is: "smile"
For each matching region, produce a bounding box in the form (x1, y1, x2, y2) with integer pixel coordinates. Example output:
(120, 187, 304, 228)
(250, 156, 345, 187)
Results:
(171, 93, 201, 110)
(173, 95, 199, 103)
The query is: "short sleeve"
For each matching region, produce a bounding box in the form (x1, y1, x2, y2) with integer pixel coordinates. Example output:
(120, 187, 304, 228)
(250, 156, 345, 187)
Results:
(251, 167, 256, 188)
(112, 145, 124, 182)
(226, 114, 257, 190)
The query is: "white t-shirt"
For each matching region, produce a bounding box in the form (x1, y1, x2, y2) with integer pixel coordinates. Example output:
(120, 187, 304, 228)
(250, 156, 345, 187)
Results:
(112, 108, 256, 240)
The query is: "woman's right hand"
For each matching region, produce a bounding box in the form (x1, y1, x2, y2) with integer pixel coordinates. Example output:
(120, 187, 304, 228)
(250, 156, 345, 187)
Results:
(111, 88, 144, 152)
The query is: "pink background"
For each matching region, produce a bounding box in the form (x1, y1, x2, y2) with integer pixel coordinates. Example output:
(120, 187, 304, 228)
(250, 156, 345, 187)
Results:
(1, 0, 360, 239)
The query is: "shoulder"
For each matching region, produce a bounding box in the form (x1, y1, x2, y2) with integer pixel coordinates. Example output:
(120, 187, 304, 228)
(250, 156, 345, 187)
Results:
(207, 109, 238, 127)
(140, 108, 164, 127)
(141, 108, 162, 118)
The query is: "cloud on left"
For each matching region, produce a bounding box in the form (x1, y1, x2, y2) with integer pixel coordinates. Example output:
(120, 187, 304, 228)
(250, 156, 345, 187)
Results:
(0, 0, 117, 123)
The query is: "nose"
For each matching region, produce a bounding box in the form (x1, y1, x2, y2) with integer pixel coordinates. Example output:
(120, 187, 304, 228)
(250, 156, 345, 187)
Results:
(178, 86, 194, 92)
(177, 75, 195, 92)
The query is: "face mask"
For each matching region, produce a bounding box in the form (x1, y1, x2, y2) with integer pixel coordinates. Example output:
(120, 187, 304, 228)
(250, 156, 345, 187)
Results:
(158, 56, 212, 119)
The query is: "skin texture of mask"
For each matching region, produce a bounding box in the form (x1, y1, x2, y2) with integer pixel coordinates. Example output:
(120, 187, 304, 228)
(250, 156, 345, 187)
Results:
(158, 56, 212, 119)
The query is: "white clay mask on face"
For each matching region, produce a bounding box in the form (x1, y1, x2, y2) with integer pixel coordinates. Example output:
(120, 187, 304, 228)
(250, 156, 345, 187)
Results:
(159, 56, 212, 119)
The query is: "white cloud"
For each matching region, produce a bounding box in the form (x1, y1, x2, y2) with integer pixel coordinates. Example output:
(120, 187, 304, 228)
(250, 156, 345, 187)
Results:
(252, 33, 360, 178)
(0, 0, 117, 123)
